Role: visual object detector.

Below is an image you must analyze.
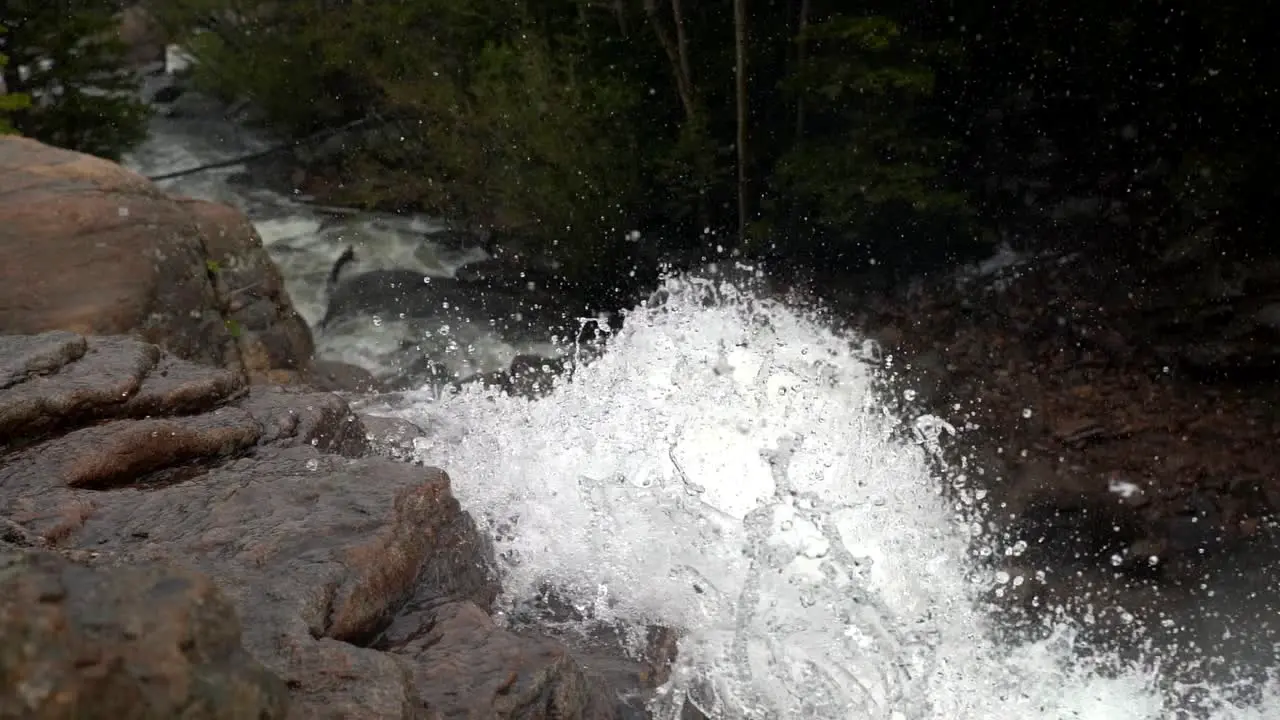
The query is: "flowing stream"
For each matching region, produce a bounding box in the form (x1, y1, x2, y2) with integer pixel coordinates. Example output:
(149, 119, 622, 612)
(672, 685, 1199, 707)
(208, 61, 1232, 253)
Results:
(125, 86, 531, 380)
(125, 93, 1280, 719)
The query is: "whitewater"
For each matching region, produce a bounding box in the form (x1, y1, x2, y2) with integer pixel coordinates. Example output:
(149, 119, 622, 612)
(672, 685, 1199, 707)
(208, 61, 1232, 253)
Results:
(125, 84, 1280, 719)
(363, 274, 1278, 719)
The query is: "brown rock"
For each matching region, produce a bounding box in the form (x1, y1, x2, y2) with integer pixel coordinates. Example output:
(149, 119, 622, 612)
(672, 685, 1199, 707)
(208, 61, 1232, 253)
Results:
(0, 335, 242, 449)
(302, 359, 385, 394)
(853, 245, 1280, 602)
(180, 198, 313, 375)
(0, 331, 644, 719)
(0, 331, 87, 390)
(0, 546, 289, 720)
(0, 137, 313, 381)
(388, 601, 616, 719)
(360, 415, 430, 463)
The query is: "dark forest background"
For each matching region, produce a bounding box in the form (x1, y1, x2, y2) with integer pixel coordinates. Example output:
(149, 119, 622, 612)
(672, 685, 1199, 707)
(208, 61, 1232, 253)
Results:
(3, 0, 1277, 308)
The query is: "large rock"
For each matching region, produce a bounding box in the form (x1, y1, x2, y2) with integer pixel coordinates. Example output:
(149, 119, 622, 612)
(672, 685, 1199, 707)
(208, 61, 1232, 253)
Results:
(0, 331, 657, 719)
(0, 546, 290, 720)
(180, 197, 314, 379)
(839, 249, 1280, 589)
(0, 137, 313, 383)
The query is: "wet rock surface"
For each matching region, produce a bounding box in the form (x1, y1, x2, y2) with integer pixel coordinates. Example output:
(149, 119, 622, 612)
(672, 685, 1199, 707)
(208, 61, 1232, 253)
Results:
(320, 267, 586, 347)
(828, 251, 1280, 592)
(0, 545, 290, 720)
(0, 137, 313, 383)
(0, 331, 675, 718)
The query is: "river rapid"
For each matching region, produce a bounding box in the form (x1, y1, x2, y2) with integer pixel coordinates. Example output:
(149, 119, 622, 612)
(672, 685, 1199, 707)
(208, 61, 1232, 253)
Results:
(124, 89, 1280, 719)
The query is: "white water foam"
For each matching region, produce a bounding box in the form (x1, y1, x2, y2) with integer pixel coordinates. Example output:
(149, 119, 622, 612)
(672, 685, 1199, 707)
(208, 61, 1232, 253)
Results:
(367, 273, 1279, 719)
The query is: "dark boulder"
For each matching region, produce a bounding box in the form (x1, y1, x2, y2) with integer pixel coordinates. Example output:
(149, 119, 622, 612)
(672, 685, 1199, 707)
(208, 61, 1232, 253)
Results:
(319, 268, 585, 345)
(0, 331, 675, 719)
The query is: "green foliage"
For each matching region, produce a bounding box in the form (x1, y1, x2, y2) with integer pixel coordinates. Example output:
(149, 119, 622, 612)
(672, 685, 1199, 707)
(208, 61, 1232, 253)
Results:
(150, 0, 1280, 291)
(0, 1, 150, 160)
(162, 0, 646, 294)
(162, 1, 372, 135)
(770, 13, 968, 264)
(153, 0, 967, 294)
(0, 28, 32, 134)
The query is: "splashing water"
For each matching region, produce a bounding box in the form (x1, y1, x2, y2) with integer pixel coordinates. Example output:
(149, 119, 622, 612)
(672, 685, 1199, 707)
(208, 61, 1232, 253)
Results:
(367, 273, 1279, 718)
(120, 86, 1277, 716)
(364, 272, 1280, 718)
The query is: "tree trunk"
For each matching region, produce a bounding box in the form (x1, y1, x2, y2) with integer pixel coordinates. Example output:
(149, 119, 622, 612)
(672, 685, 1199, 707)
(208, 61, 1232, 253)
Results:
(794, 0, 810, 141)
(643, 0, 696, 121)
(671, 0, 694, 110)
(734, 0, 749, 245)
(612, 0, 629, 36)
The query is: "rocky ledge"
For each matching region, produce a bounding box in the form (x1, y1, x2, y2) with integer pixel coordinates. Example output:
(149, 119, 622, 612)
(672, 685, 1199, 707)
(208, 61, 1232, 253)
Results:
(838, 248, 1280, 610)
(0, 136, 379, 393)
(0, 331, 673, 719)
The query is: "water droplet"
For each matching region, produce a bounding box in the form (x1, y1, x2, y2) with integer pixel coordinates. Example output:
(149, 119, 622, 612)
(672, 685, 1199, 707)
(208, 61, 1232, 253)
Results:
(1021, 408, 1033, 419)
(371, 315, 383, 327)
(305, 458, 319, 472)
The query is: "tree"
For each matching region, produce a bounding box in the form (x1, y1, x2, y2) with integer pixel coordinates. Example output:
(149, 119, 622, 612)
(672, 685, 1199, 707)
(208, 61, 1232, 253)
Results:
(1, 1, 151, 160)
(767, 10, 969, 270)
(733, 0, 748, 245)
(0, 27, 32, 134)
(149, 0, 975, 291)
